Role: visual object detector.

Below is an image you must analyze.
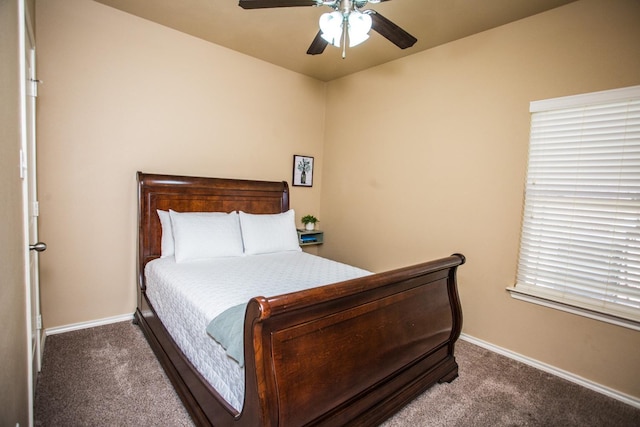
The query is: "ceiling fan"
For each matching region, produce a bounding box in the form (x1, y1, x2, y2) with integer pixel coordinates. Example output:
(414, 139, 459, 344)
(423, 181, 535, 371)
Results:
(238, 0, 417, 58)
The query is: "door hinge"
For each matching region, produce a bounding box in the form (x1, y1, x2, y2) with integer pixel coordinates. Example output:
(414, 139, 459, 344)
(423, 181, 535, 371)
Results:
(32, 201, 39, 217)
(28, 78, 41, 97)
(36, 314, 42, 330)
(19, 149, 26, 179)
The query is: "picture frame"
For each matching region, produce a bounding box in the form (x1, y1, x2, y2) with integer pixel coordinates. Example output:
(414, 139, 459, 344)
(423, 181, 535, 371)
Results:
(292, 155, 314, 187)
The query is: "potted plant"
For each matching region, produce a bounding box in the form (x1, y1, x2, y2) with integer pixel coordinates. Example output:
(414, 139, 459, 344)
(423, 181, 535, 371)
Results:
(301, 214, 319, 231)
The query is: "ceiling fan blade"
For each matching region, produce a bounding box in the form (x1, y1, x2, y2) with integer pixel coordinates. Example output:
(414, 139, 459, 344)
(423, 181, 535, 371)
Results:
(239, 0, 319, 9)
(307, 31, 329, 55)
(370, 11, 417, 49)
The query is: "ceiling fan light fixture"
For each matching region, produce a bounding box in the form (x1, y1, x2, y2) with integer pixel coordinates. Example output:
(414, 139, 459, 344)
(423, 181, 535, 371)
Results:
(238, 0, 418, 58)
(347, 10, 371, 47)
(319, 11, 343, 47)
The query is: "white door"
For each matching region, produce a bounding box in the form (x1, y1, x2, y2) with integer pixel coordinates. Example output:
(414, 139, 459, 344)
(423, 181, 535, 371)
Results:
(20, 0, 44, 416)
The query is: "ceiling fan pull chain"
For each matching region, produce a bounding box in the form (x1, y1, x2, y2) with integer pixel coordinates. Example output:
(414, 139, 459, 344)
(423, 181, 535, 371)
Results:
(341, 18, 348, 58)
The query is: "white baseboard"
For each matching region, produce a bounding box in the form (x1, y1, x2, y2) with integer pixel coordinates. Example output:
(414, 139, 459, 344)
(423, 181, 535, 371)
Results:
(44, 313, 134, 337)
(460, 333, 640, 409)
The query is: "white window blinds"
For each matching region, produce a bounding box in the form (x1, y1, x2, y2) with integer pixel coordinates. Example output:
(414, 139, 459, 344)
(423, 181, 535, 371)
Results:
(513, 85, 640, 325)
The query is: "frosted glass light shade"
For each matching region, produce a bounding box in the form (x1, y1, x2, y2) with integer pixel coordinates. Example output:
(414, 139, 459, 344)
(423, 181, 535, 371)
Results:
(319, 11, 343, 47)
(348, 11, 372, 47)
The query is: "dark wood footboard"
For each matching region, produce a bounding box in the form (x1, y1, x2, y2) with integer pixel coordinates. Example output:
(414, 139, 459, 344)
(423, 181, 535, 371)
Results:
(243, 254, 465, 426)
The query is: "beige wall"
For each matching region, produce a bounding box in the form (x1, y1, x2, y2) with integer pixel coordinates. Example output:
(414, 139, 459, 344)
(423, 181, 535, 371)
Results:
(36, 0, 326, 327)
(320, 0, 640, 398)
(0, 0, 32, 425)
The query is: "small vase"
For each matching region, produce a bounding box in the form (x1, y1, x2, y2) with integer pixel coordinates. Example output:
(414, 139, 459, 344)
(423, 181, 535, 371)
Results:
(305, 223, 315, 231)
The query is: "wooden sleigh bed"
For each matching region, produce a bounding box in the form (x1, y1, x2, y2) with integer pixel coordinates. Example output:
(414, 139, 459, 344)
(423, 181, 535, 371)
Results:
(134, 172, 465, 426)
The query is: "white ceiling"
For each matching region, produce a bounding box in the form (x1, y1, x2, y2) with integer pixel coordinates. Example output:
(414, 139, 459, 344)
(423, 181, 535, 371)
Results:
(93, 0, 577, 82)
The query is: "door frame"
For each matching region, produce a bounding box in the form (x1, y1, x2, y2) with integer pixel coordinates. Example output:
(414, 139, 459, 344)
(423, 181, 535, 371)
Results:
(19, 0, 42, 424)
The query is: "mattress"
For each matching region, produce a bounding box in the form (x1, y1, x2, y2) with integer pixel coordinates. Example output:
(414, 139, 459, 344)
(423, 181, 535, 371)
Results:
(144, 251, 371, 411)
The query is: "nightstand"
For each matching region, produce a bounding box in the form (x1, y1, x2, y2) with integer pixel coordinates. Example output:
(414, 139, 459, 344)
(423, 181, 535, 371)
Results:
(297, 229, 324, 246)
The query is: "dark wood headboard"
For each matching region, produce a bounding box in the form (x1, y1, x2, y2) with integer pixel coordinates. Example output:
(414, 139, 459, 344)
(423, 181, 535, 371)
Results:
(137, 172, 289, 288)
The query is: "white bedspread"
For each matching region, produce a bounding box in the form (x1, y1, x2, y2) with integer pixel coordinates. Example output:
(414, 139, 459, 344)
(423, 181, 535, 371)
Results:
(144, 251, 371, 411)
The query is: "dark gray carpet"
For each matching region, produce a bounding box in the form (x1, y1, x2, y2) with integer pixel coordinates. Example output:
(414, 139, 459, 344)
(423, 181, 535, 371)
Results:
(35, 321, 640, 426)
(34, 321, 192, 426)
(381, 340, 640, 427)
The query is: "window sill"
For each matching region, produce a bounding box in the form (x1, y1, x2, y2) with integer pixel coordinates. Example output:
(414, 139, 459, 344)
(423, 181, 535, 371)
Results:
(506, 286, 640, 332)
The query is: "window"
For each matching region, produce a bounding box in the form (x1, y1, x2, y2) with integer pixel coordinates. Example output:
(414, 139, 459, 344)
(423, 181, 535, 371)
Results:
(508, 85, 640, 330)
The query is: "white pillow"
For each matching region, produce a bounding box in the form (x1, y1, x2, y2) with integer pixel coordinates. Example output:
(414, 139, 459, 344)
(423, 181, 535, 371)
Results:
(157, 209, 174, 258)
(239, 210, 301, 255)
(169, 210, 244, 262)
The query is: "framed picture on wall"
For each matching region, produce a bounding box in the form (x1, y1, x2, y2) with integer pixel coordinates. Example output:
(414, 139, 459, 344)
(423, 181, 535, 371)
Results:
(292, 155, 314, 187)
